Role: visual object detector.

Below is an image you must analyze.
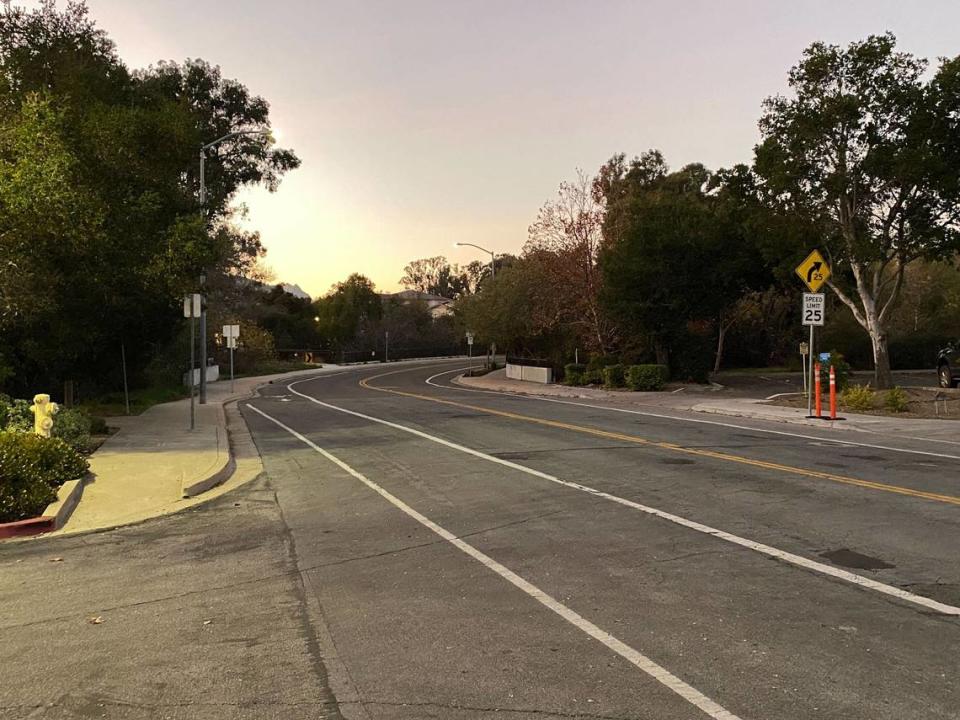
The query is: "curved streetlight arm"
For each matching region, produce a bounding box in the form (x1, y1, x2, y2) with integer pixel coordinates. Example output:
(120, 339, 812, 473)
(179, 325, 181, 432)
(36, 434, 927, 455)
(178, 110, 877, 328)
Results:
(200, 129, 271, 207)
(202, 128, 271, 152)
(455, 242, 497, 279)
(455, 241, 494, 255)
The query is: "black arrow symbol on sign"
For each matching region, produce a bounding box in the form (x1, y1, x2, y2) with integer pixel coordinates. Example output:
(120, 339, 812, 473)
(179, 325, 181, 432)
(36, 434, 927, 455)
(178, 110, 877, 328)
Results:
(807, 261, 822, 283)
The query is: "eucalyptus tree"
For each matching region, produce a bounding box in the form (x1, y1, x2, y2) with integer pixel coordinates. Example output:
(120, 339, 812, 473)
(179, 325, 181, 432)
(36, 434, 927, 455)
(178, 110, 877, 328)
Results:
(755, 34, 960, 387)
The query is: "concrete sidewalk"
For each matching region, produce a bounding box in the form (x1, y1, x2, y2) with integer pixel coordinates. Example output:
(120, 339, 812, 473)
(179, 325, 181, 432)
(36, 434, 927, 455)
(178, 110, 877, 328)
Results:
(55, 366, 340, 535)
(458, 370, 960, 444)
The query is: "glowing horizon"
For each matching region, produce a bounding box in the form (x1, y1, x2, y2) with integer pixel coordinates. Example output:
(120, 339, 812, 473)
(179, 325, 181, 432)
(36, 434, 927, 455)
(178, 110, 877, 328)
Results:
(67, 0, 960, 298)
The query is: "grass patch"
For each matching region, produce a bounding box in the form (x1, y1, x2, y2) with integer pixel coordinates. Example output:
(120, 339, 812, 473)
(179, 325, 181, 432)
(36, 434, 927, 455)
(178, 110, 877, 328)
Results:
(233, 360, 316, 377)
(714, 366, 794, 375)
(80, 385, 189, 417)
(840, 385, 875, 412)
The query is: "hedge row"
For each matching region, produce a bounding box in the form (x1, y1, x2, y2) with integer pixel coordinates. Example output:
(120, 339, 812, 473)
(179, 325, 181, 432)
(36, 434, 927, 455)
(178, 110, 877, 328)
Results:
(0, 432, 89, 523)
(564, 363, 669, 391)
(0, 394, 96, 453)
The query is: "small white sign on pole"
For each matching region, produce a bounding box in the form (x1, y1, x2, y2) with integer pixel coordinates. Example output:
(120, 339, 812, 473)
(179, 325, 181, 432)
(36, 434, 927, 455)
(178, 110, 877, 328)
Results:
(466, 332, 474, 346)
(223, 324, 240, 349)
(802, 293, 825, 326)
(184, 294, 201, 318)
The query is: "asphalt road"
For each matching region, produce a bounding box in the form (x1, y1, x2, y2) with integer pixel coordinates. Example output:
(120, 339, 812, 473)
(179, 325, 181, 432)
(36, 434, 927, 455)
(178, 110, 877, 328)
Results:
(2, 359, 959, 719)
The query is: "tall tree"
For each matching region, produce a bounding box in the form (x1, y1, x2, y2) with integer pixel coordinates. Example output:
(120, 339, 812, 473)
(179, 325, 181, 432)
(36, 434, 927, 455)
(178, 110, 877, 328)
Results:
(399, 255, 470, 298)
(314, 273, 382, 348)
(0, 1, 298, 392)
(598, 155, 766, 378)
(755, 33, 960, 387)
(525, 170, 615, 353)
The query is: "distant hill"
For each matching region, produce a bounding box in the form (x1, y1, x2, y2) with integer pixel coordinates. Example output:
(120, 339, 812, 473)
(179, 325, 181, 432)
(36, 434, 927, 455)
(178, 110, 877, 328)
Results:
(279, 283, 311, 300)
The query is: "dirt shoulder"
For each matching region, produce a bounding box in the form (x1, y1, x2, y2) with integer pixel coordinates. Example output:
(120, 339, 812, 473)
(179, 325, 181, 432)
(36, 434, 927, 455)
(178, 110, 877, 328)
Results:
(770, 386, 960, 420)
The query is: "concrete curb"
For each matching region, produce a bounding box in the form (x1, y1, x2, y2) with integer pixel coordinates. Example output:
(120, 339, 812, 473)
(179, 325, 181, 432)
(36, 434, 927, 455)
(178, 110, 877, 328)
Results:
(180, 403, 234, 498)
(179, 371, 299, 498)
(691, 403, 835, 427)
(7, 361, 462, 540)
(0, 474, 87, 539)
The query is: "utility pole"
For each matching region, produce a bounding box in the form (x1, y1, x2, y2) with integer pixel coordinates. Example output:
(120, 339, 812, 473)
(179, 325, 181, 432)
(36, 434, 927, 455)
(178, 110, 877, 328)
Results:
(197, 128, 272, 405)
(199, 272, 207, 404)
(184, 294, 200, 430)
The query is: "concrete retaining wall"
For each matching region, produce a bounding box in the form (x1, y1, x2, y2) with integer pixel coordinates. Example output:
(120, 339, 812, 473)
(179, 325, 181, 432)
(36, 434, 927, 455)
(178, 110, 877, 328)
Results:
(183, 365, 220, 387)
(506, 363, 553, 384)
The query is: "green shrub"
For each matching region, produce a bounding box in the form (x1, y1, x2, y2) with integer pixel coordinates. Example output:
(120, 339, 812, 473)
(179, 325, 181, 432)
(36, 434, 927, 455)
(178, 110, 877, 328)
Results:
(587, 354, 620, 373)
(626, 364, 669, 391)
(0, 395, 32, 433)
(52, 407, 93, 453)
(563, 363, 587, 386)
(583, 368, 603, 385)
(841, 384, 875, 413)
(89, 415, 109, 435)
(885, 387, 909, 413)
(671, 331, 714, 383)
(0, 397, 93, 453)
(818, 350, 851, 391)
(0, 432, 89, 523)
(602, 364, 626, 388)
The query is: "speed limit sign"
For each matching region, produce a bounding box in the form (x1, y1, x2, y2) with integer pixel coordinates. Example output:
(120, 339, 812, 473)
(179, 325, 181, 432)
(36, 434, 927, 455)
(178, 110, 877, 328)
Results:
(802, 293, 825, 326)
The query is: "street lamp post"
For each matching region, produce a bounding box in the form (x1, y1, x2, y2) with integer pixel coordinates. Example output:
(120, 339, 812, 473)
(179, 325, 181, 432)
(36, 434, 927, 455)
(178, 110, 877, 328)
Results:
(455, 243, 498, 367)
(198, 271, 207, 403)
(454, 242, 496, 280)
(198, 129, 271, 404)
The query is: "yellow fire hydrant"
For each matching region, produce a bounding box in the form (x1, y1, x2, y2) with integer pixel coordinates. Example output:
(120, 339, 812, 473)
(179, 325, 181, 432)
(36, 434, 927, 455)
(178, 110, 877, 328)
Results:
(30, 394, 59, 438)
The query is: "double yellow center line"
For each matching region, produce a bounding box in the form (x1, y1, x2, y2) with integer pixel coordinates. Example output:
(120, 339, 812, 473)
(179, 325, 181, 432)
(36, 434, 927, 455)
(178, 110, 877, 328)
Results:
(359, 371, 960, 507)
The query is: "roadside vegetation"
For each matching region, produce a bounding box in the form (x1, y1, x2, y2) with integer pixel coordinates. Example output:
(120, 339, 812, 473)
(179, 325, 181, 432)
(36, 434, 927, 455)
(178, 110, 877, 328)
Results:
(450, 34, 960, 389)
(1, 5, 958, 408)
(0, 395, 91, 523)
(773, 384, 960, 419)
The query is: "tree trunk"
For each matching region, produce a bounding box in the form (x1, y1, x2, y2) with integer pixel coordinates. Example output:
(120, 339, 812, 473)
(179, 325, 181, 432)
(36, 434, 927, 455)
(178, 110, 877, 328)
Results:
(713, 324, 726, 375)
(654, 339, 670, 368)
(870, 329, 893, 389)
(830, 261, 899, 390)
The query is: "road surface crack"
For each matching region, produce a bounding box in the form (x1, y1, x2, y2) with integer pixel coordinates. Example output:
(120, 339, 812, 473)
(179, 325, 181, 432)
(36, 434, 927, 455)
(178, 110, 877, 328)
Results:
(347, 698, 643, 719)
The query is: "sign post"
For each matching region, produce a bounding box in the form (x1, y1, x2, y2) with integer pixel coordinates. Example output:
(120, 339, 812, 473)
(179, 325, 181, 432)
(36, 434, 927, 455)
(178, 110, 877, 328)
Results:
(802, 294, 825, 417)
(829, 365, 837, 420)
(814, 363, 823, 418)
(796, 250, 831, 418)
(184, 294, 201, 429)
(222, 324, 240, 393)
(799, 342, 809, 394)
(466, 332, 474, 375)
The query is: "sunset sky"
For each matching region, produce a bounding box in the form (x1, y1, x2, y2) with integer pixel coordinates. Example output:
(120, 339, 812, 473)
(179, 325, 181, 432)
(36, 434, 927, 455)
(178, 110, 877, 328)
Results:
(71, 1, 960, 297)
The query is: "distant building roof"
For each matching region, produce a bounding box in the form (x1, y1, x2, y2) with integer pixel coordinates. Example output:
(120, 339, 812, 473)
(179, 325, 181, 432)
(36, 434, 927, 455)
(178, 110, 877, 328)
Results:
(382, 290, 454, 318)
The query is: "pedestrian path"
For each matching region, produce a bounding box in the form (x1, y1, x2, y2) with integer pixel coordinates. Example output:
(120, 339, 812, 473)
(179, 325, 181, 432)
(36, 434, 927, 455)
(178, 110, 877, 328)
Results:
(57, 367, 338, 535)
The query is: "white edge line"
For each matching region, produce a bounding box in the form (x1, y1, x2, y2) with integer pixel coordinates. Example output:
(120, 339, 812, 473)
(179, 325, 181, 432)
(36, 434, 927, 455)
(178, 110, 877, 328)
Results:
(245, 402, 743, 720)
(424, 368, 960, 461)
(284, 378, 960, 618)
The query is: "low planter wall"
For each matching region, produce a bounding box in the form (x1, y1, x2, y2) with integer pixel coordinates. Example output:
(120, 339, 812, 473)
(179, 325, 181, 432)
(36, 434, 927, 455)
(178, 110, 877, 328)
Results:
(182, 365, 220, 387)
(506, 363, 554, 384)
(0, 475, 87, 539)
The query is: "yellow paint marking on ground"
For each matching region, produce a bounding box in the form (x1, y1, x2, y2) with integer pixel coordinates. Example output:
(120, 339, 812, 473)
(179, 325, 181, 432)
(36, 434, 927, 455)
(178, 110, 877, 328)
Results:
(358, 370, 960, 508)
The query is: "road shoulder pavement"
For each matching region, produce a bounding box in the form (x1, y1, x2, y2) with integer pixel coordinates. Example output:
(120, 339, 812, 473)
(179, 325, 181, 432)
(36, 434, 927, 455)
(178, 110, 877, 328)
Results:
(457, 369, 960, 443)
(46, 367, 340, 536)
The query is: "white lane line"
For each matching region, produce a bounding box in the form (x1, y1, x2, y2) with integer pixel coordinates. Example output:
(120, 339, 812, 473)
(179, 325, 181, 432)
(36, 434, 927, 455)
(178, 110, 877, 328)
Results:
(422, 368, 960, 462)
(286, 379, 960, 617)
(246, 403, 743, 720)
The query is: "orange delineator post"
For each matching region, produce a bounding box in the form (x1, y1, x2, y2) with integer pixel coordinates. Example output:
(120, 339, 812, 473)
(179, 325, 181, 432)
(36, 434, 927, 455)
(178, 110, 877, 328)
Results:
(829, 365, 837, 420)
(814, 363, 822, 418)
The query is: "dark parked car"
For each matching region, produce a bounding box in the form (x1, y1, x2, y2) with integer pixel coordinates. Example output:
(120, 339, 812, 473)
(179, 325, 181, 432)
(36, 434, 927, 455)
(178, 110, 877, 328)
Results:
(938, 342, 959, 388)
